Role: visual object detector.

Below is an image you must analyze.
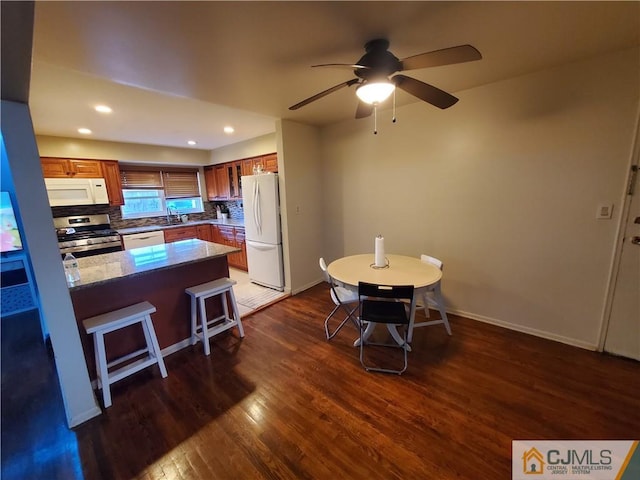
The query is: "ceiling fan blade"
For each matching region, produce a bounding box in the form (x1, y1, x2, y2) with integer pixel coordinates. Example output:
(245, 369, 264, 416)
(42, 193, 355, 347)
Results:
(289, 79, 359, 110)
(312, 63, 370, 70)
(393, 75, 458, 109)
(355, 101, 374, 119)
(400, 44, 482, 71)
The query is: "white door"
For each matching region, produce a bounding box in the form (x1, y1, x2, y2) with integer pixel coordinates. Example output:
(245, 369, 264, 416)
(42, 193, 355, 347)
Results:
(604, 165, 640, 360)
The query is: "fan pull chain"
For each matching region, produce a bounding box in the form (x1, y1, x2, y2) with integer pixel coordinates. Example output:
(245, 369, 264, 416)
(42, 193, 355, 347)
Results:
(392, 89, 397, 123)
(374, 105, 378, 135)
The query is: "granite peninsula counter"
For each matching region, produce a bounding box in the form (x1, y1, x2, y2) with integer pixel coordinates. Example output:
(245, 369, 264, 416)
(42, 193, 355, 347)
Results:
(69, 239, 238, 290)
(69, 239, 240, 378)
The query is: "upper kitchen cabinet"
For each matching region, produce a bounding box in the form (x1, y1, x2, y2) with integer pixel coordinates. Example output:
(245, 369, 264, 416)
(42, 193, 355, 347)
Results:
(240, 153, 278, 176)
(41, 157, 124, 206)
(100, 160, 124, 206)
(204, 153, 278, 201)
(241, 159, 254, 177)
(227, 161, 243, 199)
(41, 157, 102, 178)
(204, 166, 217, 200)
(261, 153, 278, 173)
(204, 165, 230, 200)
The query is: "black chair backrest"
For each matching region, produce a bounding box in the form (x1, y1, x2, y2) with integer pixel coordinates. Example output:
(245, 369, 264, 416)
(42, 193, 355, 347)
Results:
(358, 282, 414, 302)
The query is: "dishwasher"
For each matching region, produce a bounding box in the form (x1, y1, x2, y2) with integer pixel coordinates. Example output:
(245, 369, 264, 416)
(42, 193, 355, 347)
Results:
(122, 230, 165, 250)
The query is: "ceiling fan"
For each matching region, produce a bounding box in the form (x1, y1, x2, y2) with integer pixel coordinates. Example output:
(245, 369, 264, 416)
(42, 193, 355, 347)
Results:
(289, 39, 482, 119)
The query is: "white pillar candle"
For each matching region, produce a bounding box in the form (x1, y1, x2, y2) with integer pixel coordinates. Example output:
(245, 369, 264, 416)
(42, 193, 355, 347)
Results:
(375, 235, 385, 267)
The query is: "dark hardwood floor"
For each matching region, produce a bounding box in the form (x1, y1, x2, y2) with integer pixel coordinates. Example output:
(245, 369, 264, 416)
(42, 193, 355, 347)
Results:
(2, 283, 639, 479)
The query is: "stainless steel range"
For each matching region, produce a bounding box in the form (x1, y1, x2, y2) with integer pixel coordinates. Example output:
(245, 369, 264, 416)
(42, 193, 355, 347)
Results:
(54, 214, 122, 258)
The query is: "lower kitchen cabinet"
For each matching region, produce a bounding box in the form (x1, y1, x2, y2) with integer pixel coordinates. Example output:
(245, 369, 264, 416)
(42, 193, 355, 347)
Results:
(164, 225, 198, 243)
(196, 224, 213, 242)
(211, 225, 247, 271)
(234, 229, 248, 270)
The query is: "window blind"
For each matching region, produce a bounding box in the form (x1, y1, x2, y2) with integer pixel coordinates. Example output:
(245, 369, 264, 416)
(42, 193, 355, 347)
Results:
(120, 170, 163, 189)
(163, 171, 200, 198)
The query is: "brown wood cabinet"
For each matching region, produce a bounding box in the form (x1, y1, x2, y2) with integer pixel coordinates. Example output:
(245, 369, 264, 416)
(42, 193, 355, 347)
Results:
(41, 157, 103, 178)
(100, 160, 124, 206)
(261, 153, 278, 173)
(204, 165, 231, 201)
(234, 228, 248, 271)
(203, 167, 217, 201)
(163, 225, 198, 243)
(241, 159, 254, 177)
(203, 165, 231, 200)
(211, 225, 247, 271)
(41, 157, 124, 206)
(215, 166, 230, 199)
(239, 153, 278, 176)
(205, 153, 277, 202)
(196, 224, 213, 242)
(227, 161, 243, 199)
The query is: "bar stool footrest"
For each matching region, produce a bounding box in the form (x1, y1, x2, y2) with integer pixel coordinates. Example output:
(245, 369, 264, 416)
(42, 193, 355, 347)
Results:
(186, 277, 244, 356)
(106, 347, 151, 370)
(108, 356, 160, 384)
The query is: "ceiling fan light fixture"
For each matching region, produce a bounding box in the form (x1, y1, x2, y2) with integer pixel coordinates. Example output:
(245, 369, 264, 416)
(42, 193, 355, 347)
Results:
(356, 81, 395, 105)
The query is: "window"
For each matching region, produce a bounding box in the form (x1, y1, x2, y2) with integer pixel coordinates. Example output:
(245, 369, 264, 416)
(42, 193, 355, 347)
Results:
(166, 197, 203, 215)
(120, 166, 204, 219)
(121, 189, 166, 219)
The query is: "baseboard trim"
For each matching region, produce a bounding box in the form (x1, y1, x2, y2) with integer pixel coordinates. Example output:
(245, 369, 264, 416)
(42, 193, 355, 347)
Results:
(292, 279, 323, 296)
(449, 307, 598, 351)
(161, 338, 192, 357)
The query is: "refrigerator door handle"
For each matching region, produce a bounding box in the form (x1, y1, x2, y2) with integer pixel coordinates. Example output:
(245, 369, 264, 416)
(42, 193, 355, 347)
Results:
(246, 240, 277, 251)
(254, 179, 262, 236)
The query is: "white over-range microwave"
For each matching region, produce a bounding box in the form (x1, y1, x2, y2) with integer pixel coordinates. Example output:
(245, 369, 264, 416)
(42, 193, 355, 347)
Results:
(44, 178, 110, 206)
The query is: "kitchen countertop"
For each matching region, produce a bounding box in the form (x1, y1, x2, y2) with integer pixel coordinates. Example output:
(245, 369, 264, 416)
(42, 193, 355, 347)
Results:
(68, 239, 239, 291)
(117, 218, 244, 235)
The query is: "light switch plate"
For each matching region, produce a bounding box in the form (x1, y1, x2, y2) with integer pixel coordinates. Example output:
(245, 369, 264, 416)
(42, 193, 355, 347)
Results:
(596, 203, 613, 219)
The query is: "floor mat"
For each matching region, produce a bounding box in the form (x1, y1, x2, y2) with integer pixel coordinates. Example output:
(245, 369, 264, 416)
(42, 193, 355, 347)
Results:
(235, 284, 286, 310)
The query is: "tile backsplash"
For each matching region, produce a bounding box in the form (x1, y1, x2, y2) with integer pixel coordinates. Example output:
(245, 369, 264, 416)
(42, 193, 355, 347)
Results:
(51, 200, 243, 230)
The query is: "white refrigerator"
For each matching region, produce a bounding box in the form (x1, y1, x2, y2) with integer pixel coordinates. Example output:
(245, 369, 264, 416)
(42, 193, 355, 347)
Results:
(241, 173, 284, 290)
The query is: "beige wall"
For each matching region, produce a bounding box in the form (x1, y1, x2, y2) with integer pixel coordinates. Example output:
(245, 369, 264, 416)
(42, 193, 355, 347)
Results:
(36, 135, 210, 165)
(209, 133, 277, 164)
(276, 120, 323, 294)
(320, 47, 639, 349)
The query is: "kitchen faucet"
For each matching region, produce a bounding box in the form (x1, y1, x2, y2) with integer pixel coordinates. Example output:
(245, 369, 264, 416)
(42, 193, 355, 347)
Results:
(167, 207, 180, 224)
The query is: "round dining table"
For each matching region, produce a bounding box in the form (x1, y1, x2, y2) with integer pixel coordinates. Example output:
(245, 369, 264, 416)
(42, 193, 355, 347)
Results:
(327, 254, 442, 347)
(327, 254, 442, 289)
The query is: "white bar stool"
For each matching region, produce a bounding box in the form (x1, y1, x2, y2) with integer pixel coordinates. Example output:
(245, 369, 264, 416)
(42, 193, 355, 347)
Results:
(185, 277, 244, 356)
(83, 301, 168, 408)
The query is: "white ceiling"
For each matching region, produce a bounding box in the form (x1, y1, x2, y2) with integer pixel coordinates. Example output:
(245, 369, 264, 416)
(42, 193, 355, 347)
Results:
(29, 1, 640, 151)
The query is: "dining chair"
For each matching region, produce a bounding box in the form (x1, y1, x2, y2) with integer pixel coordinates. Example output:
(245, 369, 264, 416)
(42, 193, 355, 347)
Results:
(408, 254, 452, 342)
(319, 258, 360, 340)
(358, 281, 415, 375)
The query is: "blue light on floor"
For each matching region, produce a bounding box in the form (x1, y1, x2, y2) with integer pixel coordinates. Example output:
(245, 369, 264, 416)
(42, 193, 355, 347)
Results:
(2, 420, 84, 480)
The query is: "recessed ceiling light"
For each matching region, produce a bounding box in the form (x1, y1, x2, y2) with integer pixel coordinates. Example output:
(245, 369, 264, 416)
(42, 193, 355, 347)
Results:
(223, 126, 234, 134)
(187, 140, 197, 146)
(95, 105, 112, 113)
(78, 128, 92, 135)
